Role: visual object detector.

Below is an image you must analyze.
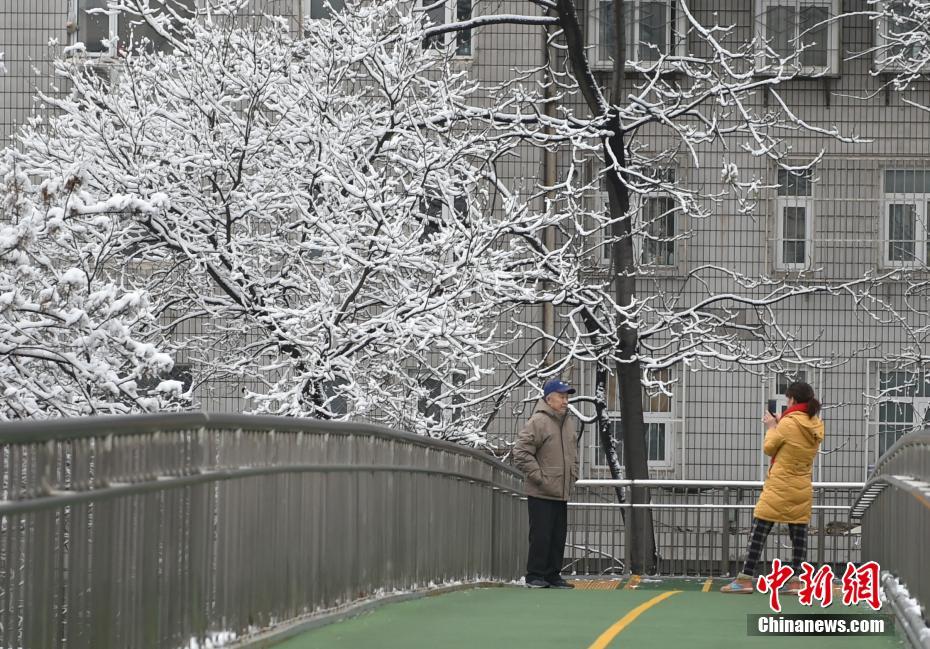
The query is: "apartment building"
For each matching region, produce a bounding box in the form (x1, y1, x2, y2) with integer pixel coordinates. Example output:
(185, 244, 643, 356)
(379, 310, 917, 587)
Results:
(2, 1, 928, 494)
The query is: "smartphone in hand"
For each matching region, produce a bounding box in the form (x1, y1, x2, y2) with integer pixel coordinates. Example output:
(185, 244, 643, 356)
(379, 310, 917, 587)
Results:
(766, 399, 778, 416)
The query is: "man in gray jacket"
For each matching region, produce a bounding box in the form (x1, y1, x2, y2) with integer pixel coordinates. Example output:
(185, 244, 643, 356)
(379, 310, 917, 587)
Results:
(513, 377, 578, 589)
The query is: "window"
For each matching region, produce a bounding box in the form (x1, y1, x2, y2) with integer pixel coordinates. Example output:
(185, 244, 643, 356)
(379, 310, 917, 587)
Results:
(881, 169, 930, 268)
(418, 194, 467, 244)
(770, 370, 808, 416)
(310, 0, 345, 19)
(874, 0, 927, 72)
(774, 168, 814, 270)
(591, 367, 676, 470)
(422, 0, 473, 57)
(138, 362, 193, 396)
(754, 0, 839, 75)
(413, 371, 465, 424)
(636, 169, 679, 268)
(640, 195, 677, 266)
(592, 180, 679, 269)
(876, 370, 930, 457)
(588, 0, 686, 70)
(590, 192, 613, 268)
(70, 0, 195, 57)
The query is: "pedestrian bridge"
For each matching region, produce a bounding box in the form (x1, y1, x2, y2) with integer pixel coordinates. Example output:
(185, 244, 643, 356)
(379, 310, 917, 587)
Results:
(0, 414, 926, 649)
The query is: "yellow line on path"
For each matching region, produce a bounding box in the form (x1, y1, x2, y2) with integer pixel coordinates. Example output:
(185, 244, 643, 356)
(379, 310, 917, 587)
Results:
(586, 590, 682, 649)
(623, 575, 641, 590)
(702, 578, 713, 592)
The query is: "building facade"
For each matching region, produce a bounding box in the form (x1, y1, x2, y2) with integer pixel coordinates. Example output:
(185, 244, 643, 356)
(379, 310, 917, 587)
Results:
(2, 0, 928, 498)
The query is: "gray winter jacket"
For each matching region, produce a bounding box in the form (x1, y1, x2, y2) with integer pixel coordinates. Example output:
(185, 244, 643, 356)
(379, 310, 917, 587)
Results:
(512, 399, 579, 501)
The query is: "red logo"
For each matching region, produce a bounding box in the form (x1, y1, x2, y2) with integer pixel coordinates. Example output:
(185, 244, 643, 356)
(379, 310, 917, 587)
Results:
(756, 558, 794, 613)
(758, 561, 882, 612)
(841, 561, 882, 611)
(797, 562, 834, 607)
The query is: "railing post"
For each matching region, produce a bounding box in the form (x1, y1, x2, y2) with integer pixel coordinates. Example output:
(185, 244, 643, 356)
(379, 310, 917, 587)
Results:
(721, 487, 730, 577)
(816, 500, 825, 567)
(490, 486, 499, 578)
(623, 487, 632, 575)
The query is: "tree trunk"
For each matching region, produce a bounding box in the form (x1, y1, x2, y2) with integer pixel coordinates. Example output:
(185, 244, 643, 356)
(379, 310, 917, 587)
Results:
(554, 0, 657, 574)
(604, 110, 658, 575)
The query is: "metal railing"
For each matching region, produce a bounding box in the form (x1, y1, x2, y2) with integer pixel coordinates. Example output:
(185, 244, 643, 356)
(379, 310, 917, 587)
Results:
(566, 479, 864, 576)
(852, 430, 930, 646)
(0, 413, 527, 649)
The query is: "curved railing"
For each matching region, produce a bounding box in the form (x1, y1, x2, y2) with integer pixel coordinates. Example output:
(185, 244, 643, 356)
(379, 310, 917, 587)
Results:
(0, 413, 527, 649)
(851, 430, 930, 649)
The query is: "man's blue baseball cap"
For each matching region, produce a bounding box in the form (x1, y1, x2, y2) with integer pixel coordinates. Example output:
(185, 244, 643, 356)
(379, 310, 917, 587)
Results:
(543, 378, 576, 397)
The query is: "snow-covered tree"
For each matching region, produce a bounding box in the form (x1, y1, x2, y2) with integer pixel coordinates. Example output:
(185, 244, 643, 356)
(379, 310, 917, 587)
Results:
(0, 151, 186, 418)
(870, 0, 930, 89)
(433, 0, 904, 571)
(7, 0, 588, 441)
(6, 0, 912, 570)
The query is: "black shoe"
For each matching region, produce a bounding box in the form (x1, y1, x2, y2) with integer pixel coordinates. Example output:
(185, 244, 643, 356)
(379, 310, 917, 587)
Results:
(526, 578, 550, 588)
(548, 579, 575, 589)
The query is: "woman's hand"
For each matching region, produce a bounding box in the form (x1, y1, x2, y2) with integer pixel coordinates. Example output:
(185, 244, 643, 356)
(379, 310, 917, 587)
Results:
(762, 411, 778, 429)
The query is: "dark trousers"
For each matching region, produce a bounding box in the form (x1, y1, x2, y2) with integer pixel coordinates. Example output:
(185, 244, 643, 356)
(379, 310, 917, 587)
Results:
(742, 517, 809, 576)
(526, 496, 568, 583)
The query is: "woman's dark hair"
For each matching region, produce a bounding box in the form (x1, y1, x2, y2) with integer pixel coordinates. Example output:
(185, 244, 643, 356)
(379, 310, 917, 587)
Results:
(786, 381, 821, 418)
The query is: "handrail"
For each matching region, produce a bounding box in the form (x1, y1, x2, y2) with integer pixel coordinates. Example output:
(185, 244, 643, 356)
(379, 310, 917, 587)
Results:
(871, 431, 930, 476)
(576, 479, 864, 488)
(852, 429, 930, 645)
(0, 412, 521, 477)
(850, 474, 930, 520)
(0, 413, 527, 649)
(570, 479, 863, 577)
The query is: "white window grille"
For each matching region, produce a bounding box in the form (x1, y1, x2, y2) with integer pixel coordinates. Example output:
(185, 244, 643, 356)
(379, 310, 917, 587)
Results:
(421, 0, 473, 57)
(586, 367, 678, 472)
(594, 169, 679, 269)
(774, 168, 814, 270)
(310, 0, 345, 19)
(875, 369, 930, 459)
(754, 0, 840, 75)
(588, 0, 687, 70)
(639, 194, 677, 267)
(873, 0, 929, 73)
(770, 370, 808, 416)
(881, 169, 930, 268)
(69, 0, 195, 58)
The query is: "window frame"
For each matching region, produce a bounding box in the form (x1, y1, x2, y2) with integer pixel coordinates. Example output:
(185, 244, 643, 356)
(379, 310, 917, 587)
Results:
(773, 168, 815, 271)
(636, 192, 679, 268)
(587, 0, 688, 71)
(875, 369, 930, 459)
(592, 188, 680, 269)
(588, 367, 677, 471)
(421, 0, 474, 59)
(770, 370, 808, 416)
(69, 0, 119, 57)
(753, 0, 841, 77)
(774, 196, 814, 270)
(309, 0, 346, 20)
(68, 0, 194, 58)
(881, 171, 930, 269)
(873, 0, 930, 73)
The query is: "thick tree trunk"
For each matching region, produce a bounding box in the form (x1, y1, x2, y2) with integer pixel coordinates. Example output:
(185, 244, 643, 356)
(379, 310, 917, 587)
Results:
(554, 0, 657, 574)
(603, 107, 657, 574)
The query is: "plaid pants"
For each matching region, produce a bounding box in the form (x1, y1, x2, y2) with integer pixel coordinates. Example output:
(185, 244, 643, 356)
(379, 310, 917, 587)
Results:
(741, 517, 808, 577)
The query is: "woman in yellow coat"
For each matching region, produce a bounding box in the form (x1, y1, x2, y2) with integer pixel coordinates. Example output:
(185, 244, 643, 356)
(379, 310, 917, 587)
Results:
(722, 381, 825, 594)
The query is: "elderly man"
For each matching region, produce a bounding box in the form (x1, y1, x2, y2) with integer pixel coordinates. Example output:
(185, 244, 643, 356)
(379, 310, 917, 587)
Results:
(513, 377, 578, 589)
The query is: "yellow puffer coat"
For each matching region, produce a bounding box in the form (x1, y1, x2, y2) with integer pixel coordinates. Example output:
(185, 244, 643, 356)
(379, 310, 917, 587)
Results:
(754, 411, 825, 524)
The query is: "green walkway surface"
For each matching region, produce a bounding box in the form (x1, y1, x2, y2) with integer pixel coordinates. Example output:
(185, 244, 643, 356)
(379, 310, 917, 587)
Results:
(273, 580, 904, 649)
